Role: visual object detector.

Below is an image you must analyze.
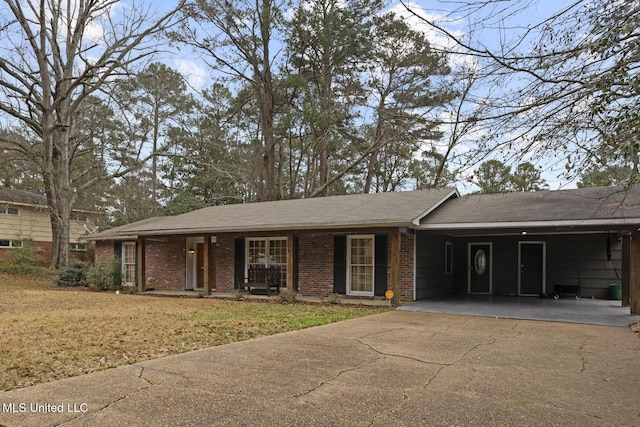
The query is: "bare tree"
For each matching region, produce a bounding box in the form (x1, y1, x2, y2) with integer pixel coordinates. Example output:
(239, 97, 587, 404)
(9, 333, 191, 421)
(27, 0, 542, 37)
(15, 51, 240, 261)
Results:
(401, 0, 640, 184)
(0, 0, 185, 268)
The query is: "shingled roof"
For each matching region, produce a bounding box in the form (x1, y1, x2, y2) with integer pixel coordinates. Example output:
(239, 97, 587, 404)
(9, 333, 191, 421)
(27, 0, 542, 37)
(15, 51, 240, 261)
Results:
(88, 188, 458, 240)
(419, 186, 640, 232)
(0, 188, 47, 206)
(88, 188, 459, 241)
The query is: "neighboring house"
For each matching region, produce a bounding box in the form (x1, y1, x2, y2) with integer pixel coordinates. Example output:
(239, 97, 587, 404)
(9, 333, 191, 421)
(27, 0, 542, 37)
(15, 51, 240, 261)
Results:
(86, 186, 640, 308)
(0, 189, 98, 264)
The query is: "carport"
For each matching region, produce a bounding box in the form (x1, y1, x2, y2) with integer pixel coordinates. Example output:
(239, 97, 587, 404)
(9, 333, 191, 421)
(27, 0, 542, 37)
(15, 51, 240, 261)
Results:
(413, 186, 640, 316)
(399, 294, 640, 326)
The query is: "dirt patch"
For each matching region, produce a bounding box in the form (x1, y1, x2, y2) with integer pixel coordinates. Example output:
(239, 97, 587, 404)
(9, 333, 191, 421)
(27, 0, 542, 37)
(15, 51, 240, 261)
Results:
(631, 321, 640, 337)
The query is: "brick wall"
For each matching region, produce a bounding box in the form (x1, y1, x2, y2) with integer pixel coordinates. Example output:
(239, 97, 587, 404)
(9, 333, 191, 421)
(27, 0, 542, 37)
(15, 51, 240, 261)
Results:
(145, 237, 185, 291)
(91, 231, 416, 299)
(298, 234, 334, 297)
(215, 235, 235, 292)
(95, 240, 114, 264)
(399, 232, 415, 301)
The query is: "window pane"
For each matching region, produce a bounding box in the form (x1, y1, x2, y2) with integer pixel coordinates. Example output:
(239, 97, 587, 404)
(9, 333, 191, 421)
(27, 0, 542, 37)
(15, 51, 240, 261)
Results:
(348, 236, 374, 294)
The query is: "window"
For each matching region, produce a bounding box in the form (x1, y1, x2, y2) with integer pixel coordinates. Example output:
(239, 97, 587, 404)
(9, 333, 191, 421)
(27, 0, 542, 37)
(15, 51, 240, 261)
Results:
(70, 213, 87, 222)
(445, 242, 453, 275)
(0, 239, 23, 248)
(347, 235, 374, 295)
(247, 237, 287, 287)
(0, 206, 19, 215)
(70, 242, 88, 252)
(122, 242, 136, 286)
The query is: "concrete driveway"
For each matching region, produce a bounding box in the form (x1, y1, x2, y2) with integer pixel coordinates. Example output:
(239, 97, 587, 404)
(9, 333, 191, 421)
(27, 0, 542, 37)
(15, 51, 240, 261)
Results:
(1, 311, 639, 426)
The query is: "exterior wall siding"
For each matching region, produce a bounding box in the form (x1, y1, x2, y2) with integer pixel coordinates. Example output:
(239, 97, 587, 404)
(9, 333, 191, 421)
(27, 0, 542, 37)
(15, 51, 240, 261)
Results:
(437, 233, 623, 299)
(415, 232, 455, 299)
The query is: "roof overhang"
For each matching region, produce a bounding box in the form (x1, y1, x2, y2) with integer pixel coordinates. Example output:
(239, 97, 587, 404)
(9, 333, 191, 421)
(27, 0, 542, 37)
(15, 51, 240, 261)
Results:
(418, 218, 640, 237)
(83, 222, 416, 241)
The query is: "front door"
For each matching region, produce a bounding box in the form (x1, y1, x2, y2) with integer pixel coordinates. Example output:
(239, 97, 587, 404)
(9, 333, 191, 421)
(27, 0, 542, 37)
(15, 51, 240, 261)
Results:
(519, 242, 545, 295)
(468, 243, 492, 294)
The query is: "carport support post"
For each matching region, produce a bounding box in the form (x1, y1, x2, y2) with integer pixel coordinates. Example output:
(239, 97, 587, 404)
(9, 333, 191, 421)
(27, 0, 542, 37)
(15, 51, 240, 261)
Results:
(137, 237, 146, 293)
(630, 231, 640, 315)
(203, 235, 212, 295)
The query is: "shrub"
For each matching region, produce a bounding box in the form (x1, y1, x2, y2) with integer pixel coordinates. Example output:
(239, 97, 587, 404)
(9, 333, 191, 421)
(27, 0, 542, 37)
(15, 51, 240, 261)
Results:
(0, 242, 47, 275)
(86, 258, 122, 291)
(278, 289, 298, 304)
(55, 264, 87, 287)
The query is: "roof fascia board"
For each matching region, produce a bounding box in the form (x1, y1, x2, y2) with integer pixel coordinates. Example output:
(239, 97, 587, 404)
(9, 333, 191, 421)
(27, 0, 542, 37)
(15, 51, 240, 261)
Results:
(419, 218, 640, 231)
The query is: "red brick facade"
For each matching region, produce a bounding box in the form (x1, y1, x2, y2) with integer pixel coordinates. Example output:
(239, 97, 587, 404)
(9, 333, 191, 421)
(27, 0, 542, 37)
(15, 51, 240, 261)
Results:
(298, 234, 335, 297)
(94, 231, 417, 300)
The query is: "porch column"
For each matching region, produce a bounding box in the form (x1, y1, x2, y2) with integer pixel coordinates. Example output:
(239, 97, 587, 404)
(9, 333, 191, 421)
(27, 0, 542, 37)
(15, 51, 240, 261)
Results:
(630, 231, 640, 315)
(390, 230, 401, 306)
(622, 234, 631, 307)
(287, 234, 295, 292)
(137, 237, 146, 293)
(203, 235, 212, 295)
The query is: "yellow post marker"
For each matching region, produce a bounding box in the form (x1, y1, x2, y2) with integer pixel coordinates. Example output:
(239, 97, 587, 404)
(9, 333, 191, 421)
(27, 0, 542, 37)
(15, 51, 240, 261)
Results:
(385, 290, 394, 307)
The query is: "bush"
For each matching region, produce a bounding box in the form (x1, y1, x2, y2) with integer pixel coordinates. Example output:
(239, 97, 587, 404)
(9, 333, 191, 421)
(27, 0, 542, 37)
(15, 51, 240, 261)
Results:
(0, 243, 47, 275)
(55, 264, 87, 287)
(86, 258, 122, 291)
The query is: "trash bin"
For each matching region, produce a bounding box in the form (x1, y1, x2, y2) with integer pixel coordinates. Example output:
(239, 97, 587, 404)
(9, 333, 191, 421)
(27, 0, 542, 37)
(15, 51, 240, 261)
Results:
(609, 284, 622, 301)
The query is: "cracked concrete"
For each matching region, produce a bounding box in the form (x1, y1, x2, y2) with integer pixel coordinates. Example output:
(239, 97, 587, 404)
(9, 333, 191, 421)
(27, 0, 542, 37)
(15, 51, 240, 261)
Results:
(1, 311, 639, 426)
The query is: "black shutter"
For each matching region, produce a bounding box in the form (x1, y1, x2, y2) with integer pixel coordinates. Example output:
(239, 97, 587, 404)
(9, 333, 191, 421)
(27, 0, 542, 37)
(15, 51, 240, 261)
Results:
(374, 234, 388, 296)
(114, 241, 122, 259)
(333, 235, 346, 294)
(293, 236, 299, 292)
(234, 238, 245, 289)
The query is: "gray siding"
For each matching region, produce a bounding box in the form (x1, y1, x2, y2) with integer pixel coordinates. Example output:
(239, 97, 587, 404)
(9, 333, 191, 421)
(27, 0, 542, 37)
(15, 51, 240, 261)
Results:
(416, 232, 622, 300)
(415, 232, 455, 299)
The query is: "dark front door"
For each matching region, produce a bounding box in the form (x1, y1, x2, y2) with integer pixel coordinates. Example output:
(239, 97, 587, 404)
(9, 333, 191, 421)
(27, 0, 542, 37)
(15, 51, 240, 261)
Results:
(520, 242, 544, 295)
(469, 243, 491, 294)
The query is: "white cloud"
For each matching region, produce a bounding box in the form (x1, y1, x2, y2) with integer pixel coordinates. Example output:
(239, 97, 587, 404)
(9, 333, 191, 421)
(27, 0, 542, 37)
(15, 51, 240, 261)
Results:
(174, 59, 208, 91)
(388, 2, 477, 70)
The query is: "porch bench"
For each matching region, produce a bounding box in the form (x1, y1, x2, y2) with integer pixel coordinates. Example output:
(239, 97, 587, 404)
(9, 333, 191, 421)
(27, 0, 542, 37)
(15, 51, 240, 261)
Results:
(237, 266, 281, 296)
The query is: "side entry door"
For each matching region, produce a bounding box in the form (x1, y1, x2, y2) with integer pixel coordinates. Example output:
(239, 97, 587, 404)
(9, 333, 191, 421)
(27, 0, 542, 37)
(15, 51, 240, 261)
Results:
(468, 243, 492, 294)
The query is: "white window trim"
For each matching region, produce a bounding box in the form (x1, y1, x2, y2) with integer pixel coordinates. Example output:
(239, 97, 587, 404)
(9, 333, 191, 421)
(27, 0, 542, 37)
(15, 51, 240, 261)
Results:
(0, 206, 19, 216)
(347, 235, 375, 296)
(0, 239, 23, 248)
(245, 237, 287, 287)
(445, 241, 453, 275)
(122, 242, 136, 287)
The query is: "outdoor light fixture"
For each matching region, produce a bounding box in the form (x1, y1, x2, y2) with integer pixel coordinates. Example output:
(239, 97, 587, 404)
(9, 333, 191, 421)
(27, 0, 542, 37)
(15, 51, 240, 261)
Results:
(188, 248, 195, 254)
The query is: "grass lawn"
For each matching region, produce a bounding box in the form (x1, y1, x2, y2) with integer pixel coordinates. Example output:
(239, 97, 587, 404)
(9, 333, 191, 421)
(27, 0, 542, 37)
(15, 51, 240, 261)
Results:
(0, 273, 389, 391)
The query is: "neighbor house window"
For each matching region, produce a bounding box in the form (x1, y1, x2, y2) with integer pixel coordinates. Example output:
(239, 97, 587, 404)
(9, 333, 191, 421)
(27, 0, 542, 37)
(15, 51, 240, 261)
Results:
(0, 239, 23, 248)
(445, 242, 453, 275)
(70, 213, 87, 222)
(246, 237, 287, 287)
(122, 242, 136, 286)
(70, 242, 88, 252)
(347, 235, 374, 296)
(0, 207, 19, 215)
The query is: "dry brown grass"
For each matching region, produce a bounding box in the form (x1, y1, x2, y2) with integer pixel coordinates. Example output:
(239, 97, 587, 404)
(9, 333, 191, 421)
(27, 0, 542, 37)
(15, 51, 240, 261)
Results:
(0, 273, 388, 391)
